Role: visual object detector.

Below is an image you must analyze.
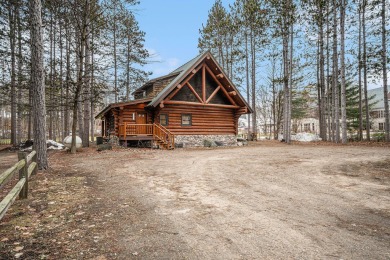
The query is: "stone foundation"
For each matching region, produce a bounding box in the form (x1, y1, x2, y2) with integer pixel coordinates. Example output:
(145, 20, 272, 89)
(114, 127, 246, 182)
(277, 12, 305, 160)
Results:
(174, 135, 237, 148)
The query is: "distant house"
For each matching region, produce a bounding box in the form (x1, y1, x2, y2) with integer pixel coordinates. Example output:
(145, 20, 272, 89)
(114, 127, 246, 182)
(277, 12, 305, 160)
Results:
(293, 86, 390, 135)
(369, 86, 390, 131)
(95, 51, 252, 148)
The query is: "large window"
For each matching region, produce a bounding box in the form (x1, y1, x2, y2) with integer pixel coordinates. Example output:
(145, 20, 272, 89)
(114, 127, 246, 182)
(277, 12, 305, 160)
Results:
(379, 122, 384, 131)
(181, 114, 192, 126)
(379, 110, 385, 118)
(160, 114, 168, 126)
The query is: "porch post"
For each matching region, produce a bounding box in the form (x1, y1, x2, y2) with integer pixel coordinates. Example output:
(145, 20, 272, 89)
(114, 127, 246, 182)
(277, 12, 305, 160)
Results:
(124, 123, 127, 147)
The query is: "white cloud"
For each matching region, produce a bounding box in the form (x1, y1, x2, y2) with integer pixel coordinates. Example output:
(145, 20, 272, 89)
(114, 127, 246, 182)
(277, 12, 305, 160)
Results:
(144, 48, 181, 78)
(167, 57, 180, 68)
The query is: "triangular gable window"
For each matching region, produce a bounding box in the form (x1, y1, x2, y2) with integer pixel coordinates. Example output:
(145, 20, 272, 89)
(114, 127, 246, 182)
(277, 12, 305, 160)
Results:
(166, 62, 237, 107)
(171, 84, 201, 103)
(189, 73, 203, 97)
(205, 71, 230, 105)
(208, 90, 231, 105)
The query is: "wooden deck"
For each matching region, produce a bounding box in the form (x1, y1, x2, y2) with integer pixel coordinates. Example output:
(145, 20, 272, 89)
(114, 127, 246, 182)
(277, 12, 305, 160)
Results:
(120, 135, 154, 141)
(118, 123, 174, 149)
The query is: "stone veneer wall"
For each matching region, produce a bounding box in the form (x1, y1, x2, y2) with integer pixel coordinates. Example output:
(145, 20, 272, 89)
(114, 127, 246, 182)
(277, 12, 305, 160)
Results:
(174, 135, 237, 148)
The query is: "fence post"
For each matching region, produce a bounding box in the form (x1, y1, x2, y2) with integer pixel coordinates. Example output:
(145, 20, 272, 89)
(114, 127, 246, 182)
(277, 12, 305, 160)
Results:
(33, 152, 38, 175)
(17, 152, 28, 199)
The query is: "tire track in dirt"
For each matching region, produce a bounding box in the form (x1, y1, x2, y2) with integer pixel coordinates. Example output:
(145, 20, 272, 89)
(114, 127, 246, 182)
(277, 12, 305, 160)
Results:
(104, 145, 389, 259)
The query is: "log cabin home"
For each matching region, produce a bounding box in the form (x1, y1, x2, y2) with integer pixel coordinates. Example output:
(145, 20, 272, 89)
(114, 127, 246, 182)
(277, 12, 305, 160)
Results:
(95, 51, 252, 149)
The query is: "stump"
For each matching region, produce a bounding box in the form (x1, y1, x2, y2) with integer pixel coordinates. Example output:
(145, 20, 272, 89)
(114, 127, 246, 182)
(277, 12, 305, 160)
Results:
(97, 144, 112, 151)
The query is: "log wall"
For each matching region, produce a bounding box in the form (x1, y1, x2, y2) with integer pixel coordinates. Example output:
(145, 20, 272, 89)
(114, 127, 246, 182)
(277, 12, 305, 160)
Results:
(156, 104, 238, 135)
(107, 103, 153, 136)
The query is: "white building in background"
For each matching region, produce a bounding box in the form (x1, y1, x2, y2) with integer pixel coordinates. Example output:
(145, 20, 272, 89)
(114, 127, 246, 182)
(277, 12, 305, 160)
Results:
(368, 87, 390, 131)
(238, 86, 389, 140)
(294, 117, 320, 134)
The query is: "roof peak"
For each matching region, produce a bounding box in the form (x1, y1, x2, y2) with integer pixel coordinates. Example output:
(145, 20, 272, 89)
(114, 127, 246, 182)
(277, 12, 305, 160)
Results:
(169, 51, 210, 74)
(132, 51, 211, 95)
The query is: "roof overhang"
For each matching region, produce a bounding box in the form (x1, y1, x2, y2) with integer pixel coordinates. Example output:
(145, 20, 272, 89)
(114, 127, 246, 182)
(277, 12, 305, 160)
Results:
(95, 98, 153, 119)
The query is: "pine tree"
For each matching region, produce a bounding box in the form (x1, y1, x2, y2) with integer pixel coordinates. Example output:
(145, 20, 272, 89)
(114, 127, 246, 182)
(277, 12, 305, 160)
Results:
(30, 0, 48, 169)
(340, 0, 347, 143)
(381, 0, 389, 142)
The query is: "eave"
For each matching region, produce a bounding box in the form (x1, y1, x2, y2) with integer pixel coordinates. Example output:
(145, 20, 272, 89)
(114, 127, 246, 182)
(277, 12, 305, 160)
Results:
(95, 97, 153, 119)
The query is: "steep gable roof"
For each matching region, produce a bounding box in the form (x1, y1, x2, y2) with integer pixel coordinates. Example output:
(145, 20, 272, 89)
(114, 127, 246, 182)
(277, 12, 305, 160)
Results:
(148, 51, 252, 112)
(131, 52, 204, 97)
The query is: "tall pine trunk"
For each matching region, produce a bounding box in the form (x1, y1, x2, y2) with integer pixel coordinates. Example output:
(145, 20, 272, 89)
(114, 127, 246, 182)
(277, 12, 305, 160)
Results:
(113, 6, 118, 102)
(340, 0, 347, 144)
(332, 0, 340, 143)
(381, 0, 389, 142)
(52, 14, 57, 141)
(59, 16, 64, 141)
(318, 10, 326, 141)
(358, 1, 363, 141)
(64, 16, 70, 138)
(71, 38, 84, 154)
(326, 0, 332, 141)
(282, 0, 292, 144)
(77, 24, 84, 143)
(8, 3, 17, 145)
(49, 13, 53, 140)
(16, 3, 23, 144)
(90, 23, 95, 143)
(362, 0, 370, 140)
(83, 0, 91, 147)
(250, 28, 257, 140)
(126, 32, 131, 100)
(288, 19, 293, 143)
(271, 58, 277, 140)
(245, 30, 251, 138)
(282, 24, 290, 143)
(30, 0, 48, 169)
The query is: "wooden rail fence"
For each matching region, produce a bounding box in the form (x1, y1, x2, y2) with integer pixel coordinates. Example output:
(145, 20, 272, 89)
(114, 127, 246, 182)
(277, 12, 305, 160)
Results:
(0, 150, 37, 221)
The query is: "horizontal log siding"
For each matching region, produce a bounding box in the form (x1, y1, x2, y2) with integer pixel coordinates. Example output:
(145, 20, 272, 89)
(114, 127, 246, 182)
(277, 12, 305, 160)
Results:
(114, 104, 153, 136)
(112, 110, 119, 136)
(120, 110, 153, 124)
(157, 104, 237, 135)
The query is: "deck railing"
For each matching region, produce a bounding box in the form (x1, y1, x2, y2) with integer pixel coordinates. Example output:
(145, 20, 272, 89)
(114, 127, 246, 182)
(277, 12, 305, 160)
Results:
(118, 123, 174, 149)
(119, 123, 153, 137)
(153, 123, 175, 149)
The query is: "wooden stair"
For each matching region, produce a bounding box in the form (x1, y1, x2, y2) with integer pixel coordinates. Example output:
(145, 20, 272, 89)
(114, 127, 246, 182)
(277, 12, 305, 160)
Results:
(118, 123, 174, 149)
(153, 123, 175, 150)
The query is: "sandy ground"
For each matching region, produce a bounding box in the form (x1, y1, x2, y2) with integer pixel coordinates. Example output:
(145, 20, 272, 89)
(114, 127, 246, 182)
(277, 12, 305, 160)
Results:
(0, 141, 389, 259)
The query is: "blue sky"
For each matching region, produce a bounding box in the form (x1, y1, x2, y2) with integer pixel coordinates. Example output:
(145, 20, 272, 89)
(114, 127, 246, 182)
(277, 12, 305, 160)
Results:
(134, 1, 387, 89)
(135, 0, 234, 78)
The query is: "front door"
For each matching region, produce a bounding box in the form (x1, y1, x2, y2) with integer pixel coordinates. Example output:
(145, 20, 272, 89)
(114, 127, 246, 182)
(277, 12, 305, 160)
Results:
(136, 112, 147, 134)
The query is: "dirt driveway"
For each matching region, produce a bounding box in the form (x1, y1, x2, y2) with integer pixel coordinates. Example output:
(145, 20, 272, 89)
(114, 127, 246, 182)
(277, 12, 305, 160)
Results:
(1, 142, 389, 259)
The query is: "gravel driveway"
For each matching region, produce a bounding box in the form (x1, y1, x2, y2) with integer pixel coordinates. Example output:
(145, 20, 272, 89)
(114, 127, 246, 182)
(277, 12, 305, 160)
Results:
(89, 142, 389, 259)
(2, 142, 388, 259)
